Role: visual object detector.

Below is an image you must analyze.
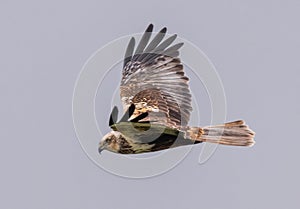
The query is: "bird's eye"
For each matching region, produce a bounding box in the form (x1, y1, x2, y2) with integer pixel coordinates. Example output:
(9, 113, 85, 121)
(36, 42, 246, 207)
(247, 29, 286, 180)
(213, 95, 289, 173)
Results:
(106, 138, 112, 143)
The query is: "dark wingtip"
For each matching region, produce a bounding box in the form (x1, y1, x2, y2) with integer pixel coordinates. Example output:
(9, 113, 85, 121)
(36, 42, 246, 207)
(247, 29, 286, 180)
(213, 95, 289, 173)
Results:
(146, 24, 154, 32)
(160, 27, 167, 34)
(177, 42, 184, 47)
(128, 103, 135, 118)
(109, 106, 119, 127)
(130, 112, 149, 122)
(123, 37, 136, 67)
(119, 104, 136, 122)
(129, 37, 135, 44)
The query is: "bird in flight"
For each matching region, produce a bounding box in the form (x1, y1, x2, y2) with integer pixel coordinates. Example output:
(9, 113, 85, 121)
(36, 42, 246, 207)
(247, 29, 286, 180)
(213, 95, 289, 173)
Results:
(98, 24, 255, 154)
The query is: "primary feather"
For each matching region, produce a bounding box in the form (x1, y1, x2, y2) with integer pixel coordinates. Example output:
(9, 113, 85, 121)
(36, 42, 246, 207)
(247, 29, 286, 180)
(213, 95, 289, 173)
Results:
(120, 24, 191, 128)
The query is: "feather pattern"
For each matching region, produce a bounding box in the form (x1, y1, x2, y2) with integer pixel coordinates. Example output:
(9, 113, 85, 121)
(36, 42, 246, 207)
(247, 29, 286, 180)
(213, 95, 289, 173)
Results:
(120, 24, 192, 128)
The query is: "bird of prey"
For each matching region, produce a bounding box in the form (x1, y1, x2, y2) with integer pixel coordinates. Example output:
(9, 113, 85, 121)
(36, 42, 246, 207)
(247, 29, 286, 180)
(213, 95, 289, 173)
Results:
(98, 24, 255, 154)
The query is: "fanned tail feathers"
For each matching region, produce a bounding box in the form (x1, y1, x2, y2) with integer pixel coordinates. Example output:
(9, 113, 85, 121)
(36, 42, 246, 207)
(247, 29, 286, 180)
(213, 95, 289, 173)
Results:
(186, 120, 255, 147)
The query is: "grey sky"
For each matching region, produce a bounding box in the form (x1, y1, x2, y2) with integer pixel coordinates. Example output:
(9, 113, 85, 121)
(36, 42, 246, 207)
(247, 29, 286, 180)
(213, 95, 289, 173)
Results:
(1, 1, 299, 209)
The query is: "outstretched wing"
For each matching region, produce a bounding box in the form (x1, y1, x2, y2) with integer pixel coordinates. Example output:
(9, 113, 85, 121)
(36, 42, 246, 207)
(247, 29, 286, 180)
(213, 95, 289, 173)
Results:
(120, 24, 192, 128)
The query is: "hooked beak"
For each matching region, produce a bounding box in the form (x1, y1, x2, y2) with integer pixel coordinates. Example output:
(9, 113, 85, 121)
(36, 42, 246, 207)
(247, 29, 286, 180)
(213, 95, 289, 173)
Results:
(98, 143, 106, 154)
(98, 146, 104, 154)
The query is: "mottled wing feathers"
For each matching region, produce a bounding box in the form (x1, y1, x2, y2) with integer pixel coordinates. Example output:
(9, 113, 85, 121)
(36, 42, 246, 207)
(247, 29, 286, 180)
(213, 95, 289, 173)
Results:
(120, 24, 192, 128)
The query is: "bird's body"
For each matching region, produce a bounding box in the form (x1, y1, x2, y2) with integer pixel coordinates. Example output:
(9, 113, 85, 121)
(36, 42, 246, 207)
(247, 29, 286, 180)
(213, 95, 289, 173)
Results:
(98, 24, 255, 154)
(103, 121, 193, 154)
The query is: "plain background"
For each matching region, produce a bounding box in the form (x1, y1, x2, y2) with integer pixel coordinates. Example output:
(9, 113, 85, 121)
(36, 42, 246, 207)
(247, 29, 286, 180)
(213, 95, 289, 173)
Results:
(1, 0, 299, 209)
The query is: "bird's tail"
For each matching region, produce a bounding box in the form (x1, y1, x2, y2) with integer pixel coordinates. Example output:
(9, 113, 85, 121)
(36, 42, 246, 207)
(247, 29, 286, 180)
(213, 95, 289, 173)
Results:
(186, 120, 255, 146)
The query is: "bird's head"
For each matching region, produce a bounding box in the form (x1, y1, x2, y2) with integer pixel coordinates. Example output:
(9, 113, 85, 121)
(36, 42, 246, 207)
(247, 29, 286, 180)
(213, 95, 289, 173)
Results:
(98, 131, 123, 154)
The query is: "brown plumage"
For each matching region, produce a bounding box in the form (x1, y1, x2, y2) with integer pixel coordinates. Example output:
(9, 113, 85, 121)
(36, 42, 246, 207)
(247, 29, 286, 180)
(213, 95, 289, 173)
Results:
(98, 24, 255, 154)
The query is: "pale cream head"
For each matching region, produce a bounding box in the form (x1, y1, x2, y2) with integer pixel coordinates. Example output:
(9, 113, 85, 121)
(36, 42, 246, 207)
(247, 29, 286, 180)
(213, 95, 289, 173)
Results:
(98, 131, 122, 153)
